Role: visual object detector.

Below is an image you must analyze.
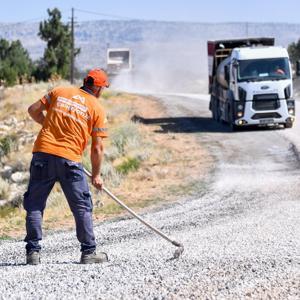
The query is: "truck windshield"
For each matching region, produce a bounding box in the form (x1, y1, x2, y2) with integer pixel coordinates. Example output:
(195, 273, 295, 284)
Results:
(238, 58, 290, 82)
(108, 51, 130, 63)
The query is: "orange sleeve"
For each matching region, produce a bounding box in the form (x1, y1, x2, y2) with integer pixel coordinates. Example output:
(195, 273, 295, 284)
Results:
(91, 106, 108, 138)
(40, 91, 53, 111)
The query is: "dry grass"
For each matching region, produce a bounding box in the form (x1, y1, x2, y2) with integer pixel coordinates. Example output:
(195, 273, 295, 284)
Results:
(6, 152, 31, 172)
(0, 178, 10, 199)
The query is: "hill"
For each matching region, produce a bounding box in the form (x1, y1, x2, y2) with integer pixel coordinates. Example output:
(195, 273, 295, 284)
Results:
(1, 20, 300, 92)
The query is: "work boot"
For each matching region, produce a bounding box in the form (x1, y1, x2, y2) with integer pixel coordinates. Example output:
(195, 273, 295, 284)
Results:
(80, 251, 108, 264)
(26, 251, 40, 265)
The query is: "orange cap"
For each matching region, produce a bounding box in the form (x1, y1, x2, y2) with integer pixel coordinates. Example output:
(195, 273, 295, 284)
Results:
(86, 69, 109, 87)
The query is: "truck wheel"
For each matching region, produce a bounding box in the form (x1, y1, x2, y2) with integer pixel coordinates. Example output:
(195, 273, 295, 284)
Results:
(230, 122, 238, 131)
(212, 105, 217, 121)
(211, 96, 216, 120)
(284, 122, 293, 129)
(211, 97, 220, 122)
(228, 105, 236, 131)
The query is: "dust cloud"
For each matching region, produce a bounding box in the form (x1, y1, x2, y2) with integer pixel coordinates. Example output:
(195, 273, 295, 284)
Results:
(111, 35, 208, 94)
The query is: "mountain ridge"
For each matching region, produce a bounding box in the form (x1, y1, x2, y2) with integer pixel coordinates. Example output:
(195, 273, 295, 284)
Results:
(1, 20, 300, 92)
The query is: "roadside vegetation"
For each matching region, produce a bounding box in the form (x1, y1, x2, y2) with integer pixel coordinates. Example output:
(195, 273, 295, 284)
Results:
(0, 82, 212, 238)
(0, 8, 78, 86)
(288, 39, 300, 65)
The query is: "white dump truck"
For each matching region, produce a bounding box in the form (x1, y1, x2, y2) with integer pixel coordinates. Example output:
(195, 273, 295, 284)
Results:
(106, 48, 132, 75)
(208, 38, 295, 129)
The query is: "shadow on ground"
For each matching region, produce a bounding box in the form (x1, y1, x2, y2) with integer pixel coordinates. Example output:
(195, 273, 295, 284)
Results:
(0, 262, 26, 267)
(132, 115, 280, 134)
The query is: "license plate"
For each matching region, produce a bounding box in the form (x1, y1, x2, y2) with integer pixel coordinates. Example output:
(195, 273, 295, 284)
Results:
(259, 118, 274, 124)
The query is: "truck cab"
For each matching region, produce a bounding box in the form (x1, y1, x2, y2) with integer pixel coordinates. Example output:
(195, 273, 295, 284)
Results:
(106, 48, 132, 75)
(208, 38, 295, 129)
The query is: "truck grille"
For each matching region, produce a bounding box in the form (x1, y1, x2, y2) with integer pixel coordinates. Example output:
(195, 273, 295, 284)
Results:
(251, 112, 281, 120)
(252, 94, 280, 111)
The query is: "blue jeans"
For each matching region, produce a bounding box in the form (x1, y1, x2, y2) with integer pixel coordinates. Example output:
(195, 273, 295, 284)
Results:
(23, 152, 96, 253)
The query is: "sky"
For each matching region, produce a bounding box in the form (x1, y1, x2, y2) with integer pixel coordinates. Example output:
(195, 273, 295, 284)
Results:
(0, 0, 299, 24)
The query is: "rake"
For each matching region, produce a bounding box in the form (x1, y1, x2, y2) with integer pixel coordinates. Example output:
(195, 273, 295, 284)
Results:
(83, 167, 184, 259)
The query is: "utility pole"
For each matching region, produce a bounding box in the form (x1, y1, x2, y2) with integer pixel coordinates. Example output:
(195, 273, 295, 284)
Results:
(70, 7, 75, 84)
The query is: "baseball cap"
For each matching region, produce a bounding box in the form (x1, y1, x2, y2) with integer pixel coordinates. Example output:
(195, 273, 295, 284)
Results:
(86, 69, 109, 87)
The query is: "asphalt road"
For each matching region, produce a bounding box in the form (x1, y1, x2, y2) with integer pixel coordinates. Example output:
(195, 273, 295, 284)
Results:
(0, 93, 299, 299)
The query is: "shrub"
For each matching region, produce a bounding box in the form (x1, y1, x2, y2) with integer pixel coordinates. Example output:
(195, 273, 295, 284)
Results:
(0, 134, 18, 157)
(101, 160, 122, 187)
(82, 151, 121, 187)
(116, 157, 141, 175)
(0, 178, 10, 199)
(104, 146, 120, 161)
(101, 91, 115, 100)
(110, 121, 141, 156)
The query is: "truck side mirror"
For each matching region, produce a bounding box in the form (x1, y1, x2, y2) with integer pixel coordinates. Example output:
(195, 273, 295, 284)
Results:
(296, 60, 300, 77)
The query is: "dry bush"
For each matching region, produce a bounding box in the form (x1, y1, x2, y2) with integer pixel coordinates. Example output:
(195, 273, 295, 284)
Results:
(47, 190, 69, 211)
(157, 148, 173, 165)
(0, 178, 10, 199)
(7, 155, 31, 172)
(101, 160, 122, 187)
(0, 134, 18, 158)
(110, 121, 141, 156)
(104, 145, 120, 161)
(101, 90, 118, 100)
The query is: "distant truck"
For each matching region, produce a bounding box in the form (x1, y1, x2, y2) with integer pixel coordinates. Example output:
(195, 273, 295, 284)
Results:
(106, 48, 132, 75)
(208, 38, 295, 129)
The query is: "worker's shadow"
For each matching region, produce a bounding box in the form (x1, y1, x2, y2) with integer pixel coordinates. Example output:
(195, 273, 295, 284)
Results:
(0, 261, 79, 266)
(0, 262, 26, 267)
(131, 115, 232, 133)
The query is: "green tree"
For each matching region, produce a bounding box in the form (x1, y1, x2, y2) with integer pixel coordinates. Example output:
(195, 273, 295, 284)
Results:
(0, 39, 32, 86)
(38, 8, 80, 80)
(288, 39, 300, 64)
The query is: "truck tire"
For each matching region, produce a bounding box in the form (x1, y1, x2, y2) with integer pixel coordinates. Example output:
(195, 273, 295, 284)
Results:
(228, 104, 238, 131)
(284, 122, 293, 129)
(211, 96, 219, 121)
(230, 122, 238, 131)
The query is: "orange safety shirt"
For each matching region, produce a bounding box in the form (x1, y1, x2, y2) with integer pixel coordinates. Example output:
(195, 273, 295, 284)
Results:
(33, 86, 108, 162)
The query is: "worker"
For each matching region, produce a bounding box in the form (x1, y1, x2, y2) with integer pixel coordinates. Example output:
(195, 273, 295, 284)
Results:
(272, 65, 285, 76)
(24, 69, 109, 265)
(275, 68, 285, 75)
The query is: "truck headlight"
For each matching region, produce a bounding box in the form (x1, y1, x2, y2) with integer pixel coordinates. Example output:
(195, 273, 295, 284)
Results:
(288, 108, 294, 115)
(287, 100, 295, 115)
(235, 103, 244, 118)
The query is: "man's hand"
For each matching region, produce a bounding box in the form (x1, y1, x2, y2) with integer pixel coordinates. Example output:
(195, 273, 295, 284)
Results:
(92, 174, 103, 190)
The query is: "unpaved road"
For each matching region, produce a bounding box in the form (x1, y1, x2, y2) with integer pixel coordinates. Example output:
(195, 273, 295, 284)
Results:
(0, 93, 299, 299)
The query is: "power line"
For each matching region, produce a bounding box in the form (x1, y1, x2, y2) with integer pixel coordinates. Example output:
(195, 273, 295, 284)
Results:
(16, 17, 46, 23)
(74, 8, 138, 21)
(0, 17, 45, 27)
(0, 10, 70, 26)
(0, 8, 136, 27)
(68, 7, 140, 84)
